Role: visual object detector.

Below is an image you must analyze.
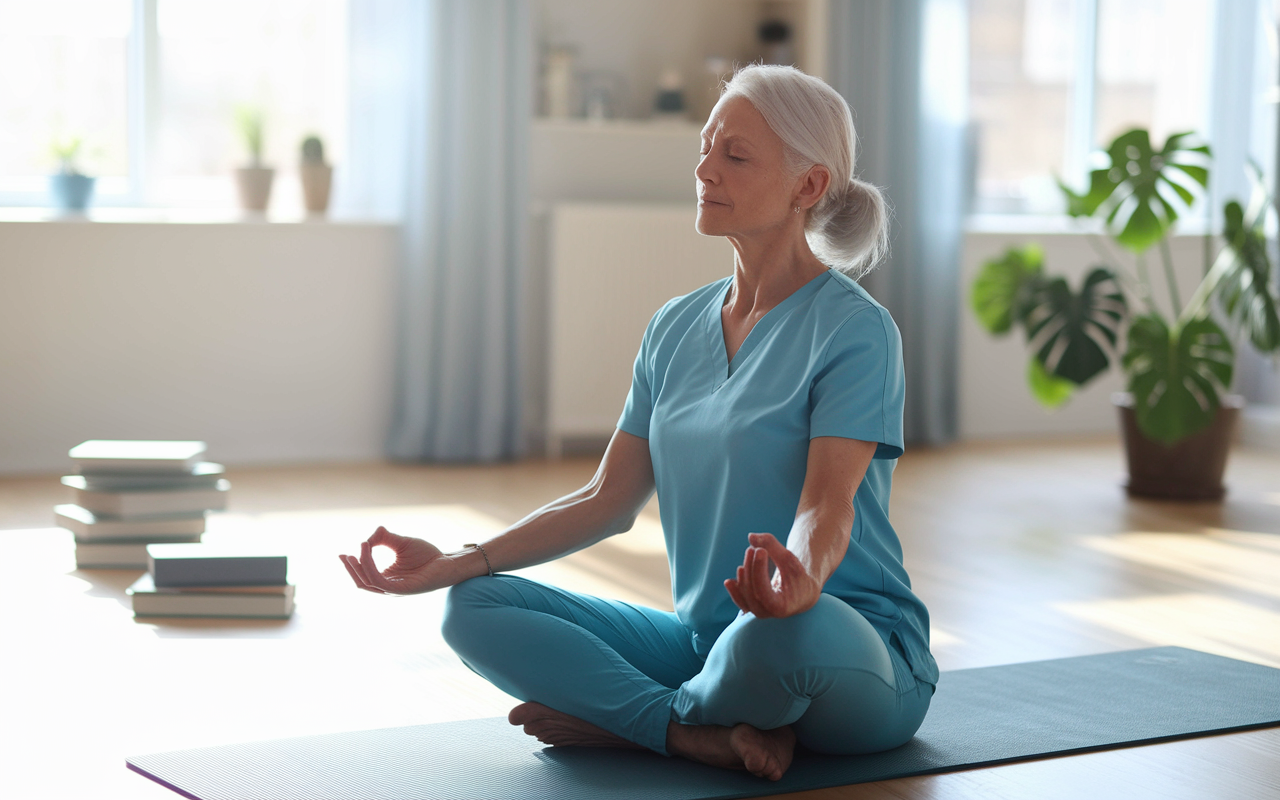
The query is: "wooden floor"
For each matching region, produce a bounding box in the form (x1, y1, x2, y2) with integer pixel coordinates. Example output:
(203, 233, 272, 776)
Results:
(1, 437, 1277, 799)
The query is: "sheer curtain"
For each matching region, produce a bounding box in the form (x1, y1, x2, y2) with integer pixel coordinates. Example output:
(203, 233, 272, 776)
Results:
(829, 0, 969, 445)
(343, 0, 532, 461)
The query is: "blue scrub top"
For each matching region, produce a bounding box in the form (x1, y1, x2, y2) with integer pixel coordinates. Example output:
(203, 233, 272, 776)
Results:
(617, 268, 938, 687)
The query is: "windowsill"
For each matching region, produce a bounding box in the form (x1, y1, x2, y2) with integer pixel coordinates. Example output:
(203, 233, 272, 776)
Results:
(965, 213, 1214, 238)
(0, 207, 398, 226)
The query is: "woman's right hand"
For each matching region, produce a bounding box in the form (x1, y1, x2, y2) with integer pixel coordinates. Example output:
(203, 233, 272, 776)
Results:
(339, 526, 455, 595)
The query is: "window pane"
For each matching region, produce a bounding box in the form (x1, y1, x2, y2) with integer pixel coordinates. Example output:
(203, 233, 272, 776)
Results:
(0, 0, 131, 189)
(970, 0, 1079, 214)
(154, 0, 347, 210)
(1094, 0, 1211, 150)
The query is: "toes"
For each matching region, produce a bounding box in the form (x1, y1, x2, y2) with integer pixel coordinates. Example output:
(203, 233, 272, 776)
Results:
(508, 701, 550, 726)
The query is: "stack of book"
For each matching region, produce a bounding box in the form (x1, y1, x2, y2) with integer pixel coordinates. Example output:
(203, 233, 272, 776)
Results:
(55, 440, 229, 569)
(128, 544, 294, 619)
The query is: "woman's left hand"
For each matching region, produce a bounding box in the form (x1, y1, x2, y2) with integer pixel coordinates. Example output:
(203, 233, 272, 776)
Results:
(724, 532, 822, 618)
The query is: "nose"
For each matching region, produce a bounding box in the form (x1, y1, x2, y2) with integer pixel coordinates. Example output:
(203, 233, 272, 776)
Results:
(695, 153, 717, 189)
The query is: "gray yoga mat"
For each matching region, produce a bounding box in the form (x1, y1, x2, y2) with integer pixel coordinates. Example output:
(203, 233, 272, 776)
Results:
(128, 646, 1280, 800)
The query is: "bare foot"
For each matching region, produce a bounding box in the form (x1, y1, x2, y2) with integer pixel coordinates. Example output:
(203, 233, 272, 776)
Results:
(508, 702, 644, 749)
(666, 721, 796, 781)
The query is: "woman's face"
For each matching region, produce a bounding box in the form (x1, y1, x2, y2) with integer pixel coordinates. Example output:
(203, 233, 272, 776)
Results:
(695, 96, 800, 239)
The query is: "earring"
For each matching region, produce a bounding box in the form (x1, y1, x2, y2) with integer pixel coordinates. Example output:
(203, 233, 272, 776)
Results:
(794, 206, 801, 214)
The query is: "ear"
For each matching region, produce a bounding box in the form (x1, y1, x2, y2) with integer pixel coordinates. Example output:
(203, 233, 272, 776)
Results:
(793, 164, 831, 211)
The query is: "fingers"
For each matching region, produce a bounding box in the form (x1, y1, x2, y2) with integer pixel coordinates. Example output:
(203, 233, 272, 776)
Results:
(724, 575, 750, 612)
(359, 540, 392, 592)
(367, 525, 406, 549)
(749, 532, 804, 583)
(728, 546, 776, 618)
(338, 553, 386, 594)
(748, 544, 784, 617)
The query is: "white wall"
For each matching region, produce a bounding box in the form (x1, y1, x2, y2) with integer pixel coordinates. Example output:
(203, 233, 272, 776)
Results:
(0, 220, 397, 475)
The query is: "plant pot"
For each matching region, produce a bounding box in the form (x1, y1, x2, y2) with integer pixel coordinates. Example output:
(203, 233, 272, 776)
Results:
(235, 166, 275, 212)
(299, 163, 332, 214)
(49, 173, 95, 212)
(1114, 392, 1243, 501)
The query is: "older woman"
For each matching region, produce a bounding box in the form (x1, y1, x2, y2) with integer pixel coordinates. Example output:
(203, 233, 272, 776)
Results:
(340, 64, 936, 781)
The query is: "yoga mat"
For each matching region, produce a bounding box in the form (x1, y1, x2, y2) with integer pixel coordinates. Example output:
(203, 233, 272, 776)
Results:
(128, 646, 1280, 800)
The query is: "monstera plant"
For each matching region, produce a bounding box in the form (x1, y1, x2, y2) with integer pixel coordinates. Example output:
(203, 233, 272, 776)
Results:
(971, 128, 1279, 497)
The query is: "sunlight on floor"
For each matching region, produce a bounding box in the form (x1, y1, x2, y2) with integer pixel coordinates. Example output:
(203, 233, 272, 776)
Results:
(1080, 529, 1280, 601)
(1054, 593, 1280, 668)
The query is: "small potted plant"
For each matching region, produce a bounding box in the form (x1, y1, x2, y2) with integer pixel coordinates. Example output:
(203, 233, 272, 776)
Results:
(49, 135, 95, 213)
(970, 129, 1279, 500)
(298, 134, 332, 215)
(234, 105, 274, 213)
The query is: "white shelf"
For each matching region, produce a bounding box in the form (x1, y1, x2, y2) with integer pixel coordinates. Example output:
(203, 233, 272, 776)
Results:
(532, 117, 703, 135)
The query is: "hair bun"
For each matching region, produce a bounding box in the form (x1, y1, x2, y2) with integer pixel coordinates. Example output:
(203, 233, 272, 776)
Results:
(807, 178, 889, 279)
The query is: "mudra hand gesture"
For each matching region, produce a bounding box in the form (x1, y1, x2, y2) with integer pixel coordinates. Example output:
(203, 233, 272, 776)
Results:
(724, 532, 823, 619)
(339, 526, 451, 595)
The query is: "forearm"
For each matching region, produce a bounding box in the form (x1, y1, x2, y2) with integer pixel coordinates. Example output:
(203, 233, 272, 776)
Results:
(448, 481, 647, 582)
(785, 502, 853, 587)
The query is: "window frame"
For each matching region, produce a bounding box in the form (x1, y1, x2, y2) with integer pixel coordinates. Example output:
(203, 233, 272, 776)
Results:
(968, 0, 1270, 231)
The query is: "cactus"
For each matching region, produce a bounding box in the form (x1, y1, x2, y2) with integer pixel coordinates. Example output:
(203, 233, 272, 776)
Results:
(235, 105, 265, 166)
(301, 135, 325, 165)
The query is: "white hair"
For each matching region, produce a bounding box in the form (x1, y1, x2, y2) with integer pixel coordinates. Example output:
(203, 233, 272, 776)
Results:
(718, 64, 889, 279)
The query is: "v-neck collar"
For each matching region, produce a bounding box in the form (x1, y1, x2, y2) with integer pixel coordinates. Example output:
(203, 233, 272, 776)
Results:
(705, 269, 832, 387)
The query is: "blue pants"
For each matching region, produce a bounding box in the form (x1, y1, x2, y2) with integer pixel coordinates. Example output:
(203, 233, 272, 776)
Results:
(442, 575, 932, 756)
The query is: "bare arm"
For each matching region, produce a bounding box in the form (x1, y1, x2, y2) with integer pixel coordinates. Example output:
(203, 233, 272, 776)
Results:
(340, 429, 655, 595)
(724, 436, 875, 618)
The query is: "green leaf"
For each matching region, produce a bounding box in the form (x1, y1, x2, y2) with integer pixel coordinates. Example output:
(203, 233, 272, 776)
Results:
(1057, 129, 1212, 253)
(1122, 314, 1234, 444)
(1059, 170, 1114, 218)
(1023, 267, 1128, 386)
(971, 245, 1044, 334)
(1027, 357, 1075, 408)
(1215, 179, 1280, 353)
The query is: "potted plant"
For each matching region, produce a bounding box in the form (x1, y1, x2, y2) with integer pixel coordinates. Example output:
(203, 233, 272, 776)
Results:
(970, 129, 1279, 500)
(298, 134, 332, 215)
(49, 135, 95, 213)
(234, 105, 274, 212)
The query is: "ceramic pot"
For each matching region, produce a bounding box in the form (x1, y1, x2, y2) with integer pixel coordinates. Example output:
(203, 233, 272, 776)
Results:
(235, 166, 275, 212)
(1114, 392, 1243, 501)
(299, 163, 332, 214)
(50, 173, 95, 212)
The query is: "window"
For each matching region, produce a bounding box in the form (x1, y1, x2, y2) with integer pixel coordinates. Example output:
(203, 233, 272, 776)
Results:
(0, 0, 347, 214)
(0, 0, 132, 193)
(969, 0, 1216, 216)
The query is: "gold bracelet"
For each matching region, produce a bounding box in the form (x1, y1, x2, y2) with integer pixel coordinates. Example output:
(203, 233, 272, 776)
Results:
(462, 542, 493, 577)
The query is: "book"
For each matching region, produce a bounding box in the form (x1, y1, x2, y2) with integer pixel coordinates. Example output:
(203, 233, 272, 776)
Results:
(55, 504, 206, 541)
(70, 440, 206, 473)
(76, 462, 226, 492)
(61, 476, 230, 518)
(75, 535, 204, 569)
(127, 574, 294, 618)
(147, 544, 288, 587)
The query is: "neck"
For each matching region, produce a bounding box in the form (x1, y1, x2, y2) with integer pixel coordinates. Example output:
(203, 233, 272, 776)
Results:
(724, 223, 827, 316)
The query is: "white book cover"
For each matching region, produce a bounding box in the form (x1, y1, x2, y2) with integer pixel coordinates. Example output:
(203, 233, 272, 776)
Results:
(62, 477, 230, 518)
(128, 574, 295, 618)
(55, 504, 206, 541)
(70, 440, 206, 473)
(74, 535, 204, 568)
(78, 462, 226, 492)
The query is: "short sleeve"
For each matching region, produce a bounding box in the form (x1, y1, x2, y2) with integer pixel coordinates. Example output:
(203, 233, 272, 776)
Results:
(809, 305, 905, 459)
(616, 310, 658, 439)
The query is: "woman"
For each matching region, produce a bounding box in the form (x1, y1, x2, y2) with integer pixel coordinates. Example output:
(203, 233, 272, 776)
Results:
(340, 64, 937, 782)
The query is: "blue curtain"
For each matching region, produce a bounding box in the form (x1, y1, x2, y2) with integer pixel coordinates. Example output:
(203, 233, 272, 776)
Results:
(346, 0, 532, 461)
(828, 0, 968, 445)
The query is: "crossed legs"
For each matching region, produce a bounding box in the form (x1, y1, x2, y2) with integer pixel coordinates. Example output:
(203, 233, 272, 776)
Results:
(442, 576, 930, 779)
